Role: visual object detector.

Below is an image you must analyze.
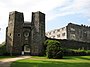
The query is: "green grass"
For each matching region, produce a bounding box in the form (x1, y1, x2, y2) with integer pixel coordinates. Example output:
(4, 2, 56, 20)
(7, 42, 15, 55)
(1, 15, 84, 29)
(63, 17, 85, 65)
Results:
(0, 56, 15, 59)
(11, 56, 90, 67)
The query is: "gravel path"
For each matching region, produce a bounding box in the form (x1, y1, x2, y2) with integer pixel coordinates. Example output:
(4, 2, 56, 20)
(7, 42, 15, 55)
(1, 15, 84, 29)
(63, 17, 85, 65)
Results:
(0, 56, 30, 67)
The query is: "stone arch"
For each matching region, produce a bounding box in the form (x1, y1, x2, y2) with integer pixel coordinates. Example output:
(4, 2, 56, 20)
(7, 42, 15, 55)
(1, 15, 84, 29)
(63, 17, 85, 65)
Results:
(22, 44, 30, 55)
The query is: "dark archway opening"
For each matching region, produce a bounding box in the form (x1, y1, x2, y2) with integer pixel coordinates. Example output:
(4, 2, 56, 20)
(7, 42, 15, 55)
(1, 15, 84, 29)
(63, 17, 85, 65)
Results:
(22, 44, 30, 55)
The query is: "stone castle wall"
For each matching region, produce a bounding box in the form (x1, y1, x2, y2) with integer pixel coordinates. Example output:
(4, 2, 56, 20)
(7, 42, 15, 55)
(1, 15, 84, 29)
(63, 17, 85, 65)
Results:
(31, 11, 45, 55)
(46, 23, 90, 43)
(47, 38, 90, 50)
(6, 11, 45, 56)
(67, 23, 90, 43)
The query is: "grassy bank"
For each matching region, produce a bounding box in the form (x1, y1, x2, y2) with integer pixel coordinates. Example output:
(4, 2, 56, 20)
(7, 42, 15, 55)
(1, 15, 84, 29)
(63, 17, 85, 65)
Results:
(11, 56, 90, 67)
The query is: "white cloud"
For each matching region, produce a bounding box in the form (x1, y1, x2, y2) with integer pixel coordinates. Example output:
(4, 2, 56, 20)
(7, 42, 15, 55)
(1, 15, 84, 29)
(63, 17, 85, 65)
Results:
(88, 19, 90, 22)
(30, 0, 65, 12)
(46, 0, 90, 21)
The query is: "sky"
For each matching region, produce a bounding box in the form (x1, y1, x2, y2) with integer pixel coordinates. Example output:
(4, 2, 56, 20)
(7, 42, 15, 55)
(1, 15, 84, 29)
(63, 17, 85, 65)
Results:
(0, 0, 90, 44)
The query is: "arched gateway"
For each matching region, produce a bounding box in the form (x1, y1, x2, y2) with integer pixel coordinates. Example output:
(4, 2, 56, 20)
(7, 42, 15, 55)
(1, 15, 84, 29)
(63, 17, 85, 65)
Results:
(6, 11, 45, 56)
(22, 44, 30, 55)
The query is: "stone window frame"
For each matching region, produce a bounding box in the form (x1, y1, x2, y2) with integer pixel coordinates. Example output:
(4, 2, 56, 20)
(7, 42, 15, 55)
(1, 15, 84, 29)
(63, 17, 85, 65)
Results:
(57, 29, 60, 32)
(52, 36, 55, 38)
(62, 33, 65, 36)
(17, 33, 21, 37)
(49, 32, 51, 35)
(53, 31, 55, 33)
(83, 31, 87, 38)
(62, 27, 65, 30)
(70, 27, 75, 31)
(10, 33, 11, 36)
(79, 30, 83, 38)
(57, 34, 60, 37)
(24, 45, 30, 52)
(70, 34, 76, 40)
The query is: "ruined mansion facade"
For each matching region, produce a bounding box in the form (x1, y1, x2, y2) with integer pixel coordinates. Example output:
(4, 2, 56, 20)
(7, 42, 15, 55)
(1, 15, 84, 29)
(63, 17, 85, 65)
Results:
(6, 11, 45, 55)
(46, 23, 90, 43)
(46, 23, 90, 50)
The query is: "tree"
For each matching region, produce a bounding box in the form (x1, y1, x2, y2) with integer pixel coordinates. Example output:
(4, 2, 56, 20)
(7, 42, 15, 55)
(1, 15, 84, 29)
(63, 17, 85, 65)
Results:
(0, 44, 6, 55)
(45, 40, 63, 59)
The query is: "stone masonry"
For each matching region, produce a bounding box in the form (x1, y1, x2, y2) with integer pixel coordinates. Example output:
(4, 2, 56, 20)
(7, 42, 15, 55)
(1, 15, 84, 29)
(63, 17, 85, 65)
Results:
(6, 11, 45, 56)
(46, 23, 90, 43)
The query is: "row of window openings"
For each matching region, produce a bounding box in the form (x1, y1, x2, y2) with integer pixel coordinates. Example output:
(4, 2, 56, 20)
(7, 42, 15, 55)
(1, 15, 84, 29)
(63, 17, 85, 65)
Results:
(10, 33, 31, 37)
(9, 32, 65, 37)
(10, 33, 21, 36)
(48, 28, 65, 35)
(51, 33, 65, 38)
(48, 28, 89, 35)
(70, 28, 90, 35)
(70, 33, 90, 39)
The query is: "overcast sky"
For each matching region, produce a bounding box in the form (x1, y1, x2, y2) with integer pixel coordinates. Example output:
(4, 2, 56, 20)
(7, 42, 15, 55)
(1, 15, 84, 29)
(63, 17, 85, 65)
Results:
(0, 0, 90, 44)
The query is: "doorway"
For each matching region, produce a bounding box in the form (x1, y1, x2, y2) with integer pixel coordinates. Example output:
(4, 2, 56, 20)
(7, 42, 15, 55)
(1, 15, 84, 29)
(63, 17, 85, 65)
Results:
(22, 44, 30, 55)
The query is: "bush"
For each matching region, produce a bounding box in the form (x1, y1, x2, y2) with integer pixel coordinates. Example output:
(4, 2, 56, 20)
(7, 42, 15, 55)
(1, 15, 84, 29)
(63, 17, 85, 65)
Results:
(0, 45, 7, 55)
(45, 40, 63, 59)
(62, 48, 90, 56)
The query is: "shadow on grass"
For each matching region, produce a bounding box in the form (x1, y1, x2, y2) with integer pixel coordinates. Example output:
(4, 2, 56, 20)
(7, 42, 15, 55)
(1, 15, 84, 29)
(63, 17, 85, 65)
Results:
(63, 56, 90, 60)
(11, 60, 90, 67)
(78, 56, 90, 60)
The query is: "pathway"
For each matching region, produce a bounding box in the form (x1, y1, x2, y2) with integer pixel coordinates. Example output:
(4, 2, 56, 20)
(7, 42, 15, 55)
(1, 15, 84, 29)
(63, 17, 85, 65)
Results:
(0, 56, 30, 67)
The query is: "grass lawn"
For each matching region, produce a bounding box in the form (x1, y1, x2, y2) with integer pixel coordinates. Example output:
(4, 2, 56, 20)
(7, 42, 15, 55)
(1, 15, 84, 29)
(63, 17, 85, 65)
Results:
(11, 56, 90, 67)
(0, 56, 15, 59)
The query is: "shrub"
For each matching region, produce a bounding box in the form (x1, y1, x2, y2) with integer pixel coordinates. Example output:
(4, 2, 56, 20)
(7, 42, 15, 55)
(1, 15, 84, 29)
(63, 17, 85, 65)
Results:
(0, 45, 7, 55)
(62, 48, 90, 56)
(45, 40, 63, 59)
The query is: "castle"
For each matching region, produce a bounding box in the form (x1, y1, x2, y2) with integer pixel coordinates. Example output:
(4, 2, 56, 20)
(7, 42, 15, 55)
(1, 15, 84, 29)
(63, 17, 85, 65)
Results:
(6, 11, 90, 56)
(46, 23, 90, 43)
(6, 11, 45, 55)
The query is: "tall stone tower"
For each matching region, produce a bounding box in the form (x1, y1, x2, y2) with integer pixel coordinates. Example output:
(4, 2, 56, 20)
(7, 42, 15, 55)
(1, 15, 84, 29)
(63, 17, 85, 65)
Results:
(6, 11, 45, 56)
(6, 11, 24, 55)
(31, 11, 45, 55)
